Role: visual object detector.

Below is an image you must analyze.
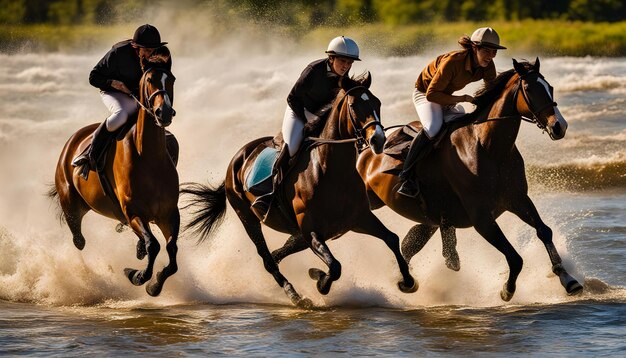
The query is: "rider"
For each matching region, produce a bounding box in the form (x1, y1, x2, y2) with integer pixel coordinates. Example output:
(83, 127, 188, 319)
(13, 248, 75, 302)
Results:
(397, 27, 506, 197)
(252, 36, 361, 212)
(72, 24, 169, 177)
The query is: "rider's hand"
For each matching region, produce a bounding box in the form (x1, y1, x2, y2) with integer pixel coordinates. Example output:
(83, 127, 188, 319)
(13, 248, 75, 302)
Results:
(463, 94, 474, 103)
(111, 80, 131, 95)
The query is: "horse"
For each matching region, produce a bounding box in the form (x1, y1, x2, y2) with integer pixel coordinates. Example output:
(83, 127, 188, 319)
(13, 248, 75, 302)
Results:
(48, 64, 179, 297)
(182, 73, 417, 307)
(357, 58, 583, 301)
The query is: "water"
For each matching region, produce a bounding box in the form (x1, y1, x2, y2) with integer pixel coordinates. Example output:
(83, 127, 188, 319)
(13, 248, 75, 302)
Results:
(0, 32, 625, 355)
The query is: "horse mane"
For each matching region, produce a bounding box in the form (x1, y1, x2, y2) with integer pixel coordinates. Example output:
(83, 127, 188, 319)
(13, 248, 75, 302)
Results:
(141, 45, 172, 72)
(462, 60, 533, 122)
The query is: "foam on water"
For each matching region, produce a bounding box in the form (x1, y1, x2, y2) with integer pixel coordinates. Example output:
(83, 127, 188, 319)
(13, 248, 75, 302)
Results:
(0, 24, 624, 308)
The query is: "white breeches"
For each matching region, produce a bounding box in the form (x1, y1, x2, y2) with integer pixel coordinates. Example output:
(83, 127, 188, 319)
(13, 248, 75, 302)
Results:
(282, 106, 316, 157)
(100, 91, 139, 132)
(412, 89, 466, 138)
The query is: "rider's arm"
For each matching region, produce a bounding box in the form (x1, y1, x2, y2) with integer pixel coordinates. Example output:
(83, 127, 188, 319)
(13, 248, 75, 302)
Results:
(89, 47, 118, 92)
(425, 61, 462, 106)
(287, 63, 315, 122)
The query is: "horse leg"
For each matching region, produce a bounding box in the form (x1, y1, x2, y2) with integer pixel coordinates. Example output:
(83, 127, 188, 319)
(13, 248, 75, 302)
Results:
(353, 214, 417, 293)
(146, 211, 180, 297)
(58, 185, 89, 250)
(123, 217, 160, 286)
(239, 215, 311, 307)
(440, 225, 460, 271)
(307, 232, 342, 295)
(472, 217, 523, 301)
(401, 224, 438, 263)
(271, 235, 307, 263)
(509, 195, 583, 295)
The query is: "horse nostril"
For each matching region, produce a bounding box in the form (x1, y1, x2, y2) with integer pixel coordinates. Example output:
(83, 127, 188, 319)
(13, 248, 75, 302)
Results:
(553, 121, 562, 137)
(172, 109, 176, 117)
(155, 107, 162, 117)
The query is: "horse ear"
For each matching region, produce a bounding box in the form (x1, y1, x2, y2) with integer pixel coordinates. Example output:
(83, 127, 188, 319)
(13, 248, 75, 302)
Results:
(513, 59, 527, 76)
(361, 71, 372, 89)
(534, 57, 540, 72)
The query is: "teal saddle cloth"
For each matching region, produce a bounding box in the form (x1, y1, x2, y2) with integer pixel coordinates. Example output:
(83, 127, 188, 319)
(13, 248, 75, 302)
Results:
(245, 147, 278, 195)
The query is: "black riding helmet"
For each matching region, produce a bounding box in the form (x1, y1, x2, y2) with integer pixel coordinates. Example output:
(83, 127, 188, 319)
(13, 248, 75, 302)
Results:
(132, 24, 167, 48)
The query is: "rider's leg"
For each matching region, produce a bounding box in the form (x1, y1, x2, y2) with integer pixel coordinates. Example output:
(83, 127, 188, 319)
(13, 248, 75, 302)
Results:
(72, 91, 138, 173)
(398, 89, 442, 197)
(252, 107, 305, 212)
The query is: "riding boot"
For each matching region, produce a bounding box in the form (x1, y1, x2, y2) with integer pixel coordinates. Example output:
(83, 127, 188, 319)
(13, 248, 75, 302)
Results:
(251, 145, 290, 215)
(398, 129, 432, 197)
(71, 121, 114, 179)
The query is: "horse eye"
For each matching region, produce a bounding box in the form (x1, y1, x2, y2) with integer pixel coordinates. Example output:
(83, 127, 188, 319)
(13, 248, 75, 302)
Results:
(147, 77, 153, 84)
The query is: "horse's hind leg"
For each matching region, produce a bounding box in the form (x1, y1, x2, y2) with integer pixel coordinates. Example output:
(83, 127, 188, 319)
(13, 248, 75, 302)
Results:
(307, 232, 342, 295)
(124, 217, 160, 287)
(440, 225, 460, 271)
(57, 184, 89, 250)
(353, 214, 417, 293)
(509, 195, 582, 295)
(271, 235, 307, 263)
(401, 224, 438, 263)
(239, 214, 310, 307)
(146, 211, 180, 297)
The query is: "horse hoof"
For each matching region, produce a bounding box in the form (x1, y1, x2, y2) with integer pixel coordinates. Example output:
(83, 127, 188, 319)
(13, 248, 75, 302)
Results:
(500, 288, 514, 302)
(308, 268, 325, 281)
(296, 297, 314, 309)
(398, 279, 418, 293)
(73, 236, 85, 250)
(566, 280, 584, 296)
(146, 281, 163, 297)
(124, 268, 144, 286)
(444, 254, 460, 272)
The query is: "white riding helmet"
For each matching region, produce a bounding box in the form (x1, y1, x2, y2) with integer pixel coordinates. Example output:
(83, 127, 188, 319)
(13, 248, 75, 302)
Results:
(325, 36, 361, 61)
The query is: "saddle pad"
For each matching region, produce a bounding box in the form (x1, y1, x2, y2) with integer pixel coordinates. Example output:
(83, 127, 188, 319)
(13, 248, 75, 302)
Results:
(245, 147, 278, 192)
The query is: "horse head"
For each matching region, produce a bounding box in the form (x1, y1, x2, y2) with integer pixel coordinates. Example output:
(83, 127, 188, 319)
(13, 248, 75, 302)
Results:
(140, 65, 176, 128)
(513, 58, 568, 140)
(338, 71, 386, 153)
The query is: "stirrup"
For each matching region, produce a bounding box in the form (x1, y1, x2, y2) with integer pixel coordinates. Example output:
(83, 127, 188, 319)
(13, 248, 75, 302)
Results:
(398, 179, 420, 198)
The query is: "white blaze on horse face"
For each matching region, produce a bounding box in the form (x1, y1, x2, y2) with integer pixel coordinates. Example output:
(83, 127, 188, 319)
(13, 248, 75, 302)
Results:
(539, 77, 568, 134)
(161, 73, 172, 108)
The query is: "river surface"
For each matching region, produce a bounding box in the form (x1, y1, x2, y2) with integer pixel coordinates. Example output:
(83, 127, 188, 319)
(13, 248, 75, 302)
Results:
(0, 38, 624, 356)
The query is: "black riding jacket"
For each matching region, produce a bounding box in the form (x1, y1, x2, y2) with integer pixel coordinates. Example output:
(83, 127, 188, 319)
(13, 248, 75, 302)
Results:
(89, 40, 143, 96)
(287, 58, 342, 121)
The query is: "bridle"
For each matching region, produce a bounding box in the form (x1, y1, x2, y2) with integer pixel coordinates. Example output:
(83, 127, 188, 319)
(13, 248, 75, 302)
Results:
(512, 71, 557, 131)
(336, 86, 384, 151)
(131, 68, 174, 123)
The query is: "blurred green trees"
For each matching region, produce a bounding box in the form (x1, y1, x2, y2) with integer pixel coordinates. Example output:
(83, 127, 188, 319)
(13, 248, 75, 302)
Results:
(0, 0, 624, 26)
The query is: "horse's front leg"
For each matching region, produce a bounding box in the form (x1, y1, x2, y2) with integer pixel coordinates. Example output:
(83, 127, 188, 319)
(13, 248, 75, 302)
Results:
(509, 195, 583, 296)
(124, 216, 160, 287)
(471, 215, 523, 301)
(307, 232, 342, 295)
(440, 225, 460, 271)
(401, 224, 438, 263)
(146, 210, 180, 297)
(353, 213, 417, 293)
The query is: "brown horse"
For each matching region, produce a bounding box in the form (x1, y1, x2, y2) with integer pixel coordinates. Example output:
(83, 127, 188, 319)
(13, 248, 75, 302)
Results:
(357, 58, 582, 301)
(183, 73, 417, 307)
(48, 64, 179, 297)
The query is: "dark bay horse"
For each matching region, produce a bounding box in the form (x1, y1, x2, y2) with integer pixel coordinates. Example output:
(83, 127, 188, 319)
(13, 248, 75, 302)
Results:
(183, 74, 417, 307)
(49, 64, 179, 297)
(357, 58, 583, 301)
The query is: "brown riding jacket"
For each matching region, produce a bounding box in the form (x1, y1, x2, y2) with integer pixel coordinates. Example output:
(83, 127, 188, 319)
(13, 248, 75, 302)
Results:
(415, 49, 496, 106)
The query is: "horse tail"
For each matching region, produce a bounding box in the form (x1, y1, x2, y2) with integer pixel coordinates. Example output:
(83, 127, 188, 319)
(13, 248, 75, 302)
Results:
(181, 181, 227, 244)
(46, 183, 65, 223)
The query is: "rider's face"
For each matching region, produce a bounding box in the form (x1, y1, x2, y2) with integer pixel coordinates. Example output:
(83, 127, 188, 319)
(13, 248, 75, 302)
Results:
(330, 56, 354, 76)
(475, 46, 498, 67)
(137, 47, 156, 60)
